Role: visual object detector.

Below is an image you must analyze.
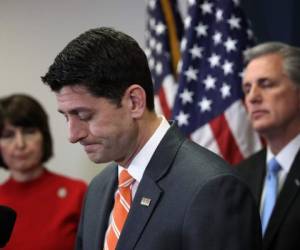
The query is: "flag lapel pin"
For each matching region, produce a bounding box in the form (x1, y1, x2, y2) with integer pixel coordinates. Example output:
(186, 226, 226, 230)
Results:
(140, 197, 151, 207)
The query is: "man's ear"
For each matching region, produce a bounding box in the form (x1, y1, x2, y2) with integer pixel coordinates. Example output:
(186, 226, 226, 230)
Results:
(124, 84, 146, 118)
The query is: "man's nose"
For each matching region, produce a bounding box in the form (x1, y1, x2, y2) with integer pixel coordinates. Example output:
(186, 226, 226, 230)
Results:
(68, 119, 87, 144)
(246, 84, 262, 104)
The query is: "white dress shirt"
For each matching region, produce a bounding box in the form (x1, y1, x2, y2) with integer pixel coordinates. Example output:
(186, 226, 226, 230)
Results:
(105, 116, 170, 234)
(118, 116, 170, 199)
(260, 133, 300, 213)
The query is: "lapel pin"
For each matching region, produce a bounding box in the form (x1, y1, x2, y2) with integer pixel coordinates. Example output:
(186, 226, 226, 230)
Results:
(295, 179, 300, 187)
(140, 197, 151, 207)
(57, 187, 68, 199)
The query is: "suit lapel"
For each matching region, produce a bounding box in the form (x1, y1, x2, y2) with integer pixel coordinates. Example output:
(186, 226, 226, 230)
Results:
(264, 150, 300, 248)
(116, 124, 185, 250)
(243, 150, 266, 205)
(94, 166, 118, 249)
(251, 151, 267, 205)
(117, 175, 162, 250)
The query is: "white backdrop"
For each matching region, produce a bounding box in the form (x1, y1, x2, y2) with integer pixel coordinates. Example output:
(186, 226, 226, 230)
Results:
(0, 0, 152, 183)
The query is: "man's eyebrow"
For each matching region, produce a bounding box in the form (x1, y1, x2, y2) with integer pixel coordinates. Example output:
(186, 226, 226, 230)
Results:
(257, 77, 271, 84)
(57, 107, 91, 115)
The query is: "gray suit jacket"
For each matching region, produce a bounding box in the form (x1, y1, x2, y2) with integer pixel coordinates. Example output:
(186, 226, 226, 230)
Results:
(237, 149, 300, 250)
(76, 124, 262, 250)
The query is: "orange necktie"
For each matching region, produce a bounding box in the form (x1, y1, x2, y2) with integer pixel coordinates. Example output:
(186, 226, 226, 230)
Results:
(104, 170, 134, 250)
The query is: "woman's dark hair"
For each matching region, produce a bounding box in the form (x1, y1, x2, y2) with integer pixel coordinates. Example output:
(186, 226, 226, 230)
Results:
(0, 94, 53, 168)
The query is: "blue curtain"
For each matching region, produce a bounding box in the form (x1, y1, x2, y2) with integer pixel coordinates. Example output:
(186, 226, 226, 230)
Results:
(241, 0, 300, 46)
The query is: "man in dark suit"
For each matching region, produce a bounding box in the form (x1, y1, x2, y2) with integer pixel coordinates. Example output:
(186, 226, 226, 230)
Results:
(41, 27, 261, 250)
(237, 42, 300, 250)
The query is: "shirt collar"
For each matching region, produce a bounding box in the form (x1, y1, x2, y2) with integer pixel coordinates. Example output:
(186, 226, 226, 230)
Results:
(118, 116, 170, 182)
(267, 133, 300, 173)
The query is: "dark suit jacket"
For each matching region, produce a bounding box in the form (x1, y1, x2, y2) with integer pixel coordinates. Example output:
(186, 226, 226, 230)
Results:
(76, 124, 262, 250)
(237, 148, 300, 250)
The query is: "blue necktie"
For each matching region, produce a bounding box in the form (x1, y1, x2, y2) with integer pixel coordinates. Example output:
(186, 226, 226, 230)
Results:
(261, 158, 281, 235)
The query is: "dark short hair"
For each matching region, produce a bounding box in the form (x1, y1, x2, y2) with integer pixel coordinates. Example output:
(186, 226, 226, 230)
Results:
(41, 27, 155, 110)
(0, 94, 53, 169)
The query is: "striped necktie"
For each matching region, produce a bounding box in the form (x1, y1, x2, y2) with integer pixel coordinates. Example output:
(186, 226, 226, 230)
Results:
(261, 157, 281, 235)
(104, 170, 134, 250)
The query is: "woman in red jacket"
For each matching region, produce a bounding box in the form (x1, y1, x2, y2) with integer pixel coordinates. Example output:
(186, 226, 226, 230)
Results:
(0, 94, 87, 250)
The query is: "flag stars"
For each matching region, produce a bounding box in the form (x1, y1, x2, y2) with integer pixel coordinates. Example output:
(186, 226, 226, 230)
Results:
(198, 97, 212, 112)
(184, 16, 192, 29)
(188, 0, 196, 5)
(148, 0, 156, 10)
(195, 22, 208, 37)
(177, 59, 183, 73)
(239, 71, 244, 78)
(181, 38, 188, 51)
(184, 66, 198, 82)
(208, 53, 221, 68)
(203, 75, 217, 90)
(215, 9, 223, 22)
(179, 88, 194, 104)
(175, 111, 190, 127)
(155, 42, 163, 54)
(155, 22, 166, 35)
(149, 18, 156, 30)
(146, 0, 255, 127)
(149, 38, 156, 49)
(213, 31, 222, 45)
(200, 1, 214, 15)
(189, 45, 203, 59)
(224, 37, 237, 52)
(148, 57, 155, 70)
(155, 62, 163, 75)
(228, 15, 241, 29)
(222, 60, 234, 75)
(220, 83, 231, 99)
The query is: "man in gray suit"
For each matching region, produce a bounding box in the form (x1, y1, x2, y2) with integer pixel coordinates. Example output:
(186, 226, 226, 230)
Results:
(237, 42, 300, 250)
(42, 27, 261, 250)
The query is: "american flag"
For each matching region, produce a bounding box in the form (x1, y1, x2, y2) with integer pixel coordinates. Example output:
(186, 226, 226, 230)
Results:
(145, 0, 183, 119)
(172, 0, 262, 164)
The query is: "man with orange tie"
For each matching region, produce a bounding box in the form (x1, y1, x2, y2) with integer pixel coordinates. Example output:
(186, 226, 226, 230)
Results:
(42, 27, 261, 250)
(237, 42, 300, 250)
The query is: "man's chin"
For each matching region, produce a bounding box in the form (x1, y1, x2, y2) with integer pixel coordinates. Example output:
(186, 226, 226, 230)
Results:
(252, 123, 272, 136)
(86, 154, 109, 164)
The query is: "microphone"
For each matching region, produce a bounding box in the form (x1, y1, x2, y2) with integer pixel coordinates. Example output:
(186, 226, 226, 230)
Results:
(0, 205, 17, 247)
